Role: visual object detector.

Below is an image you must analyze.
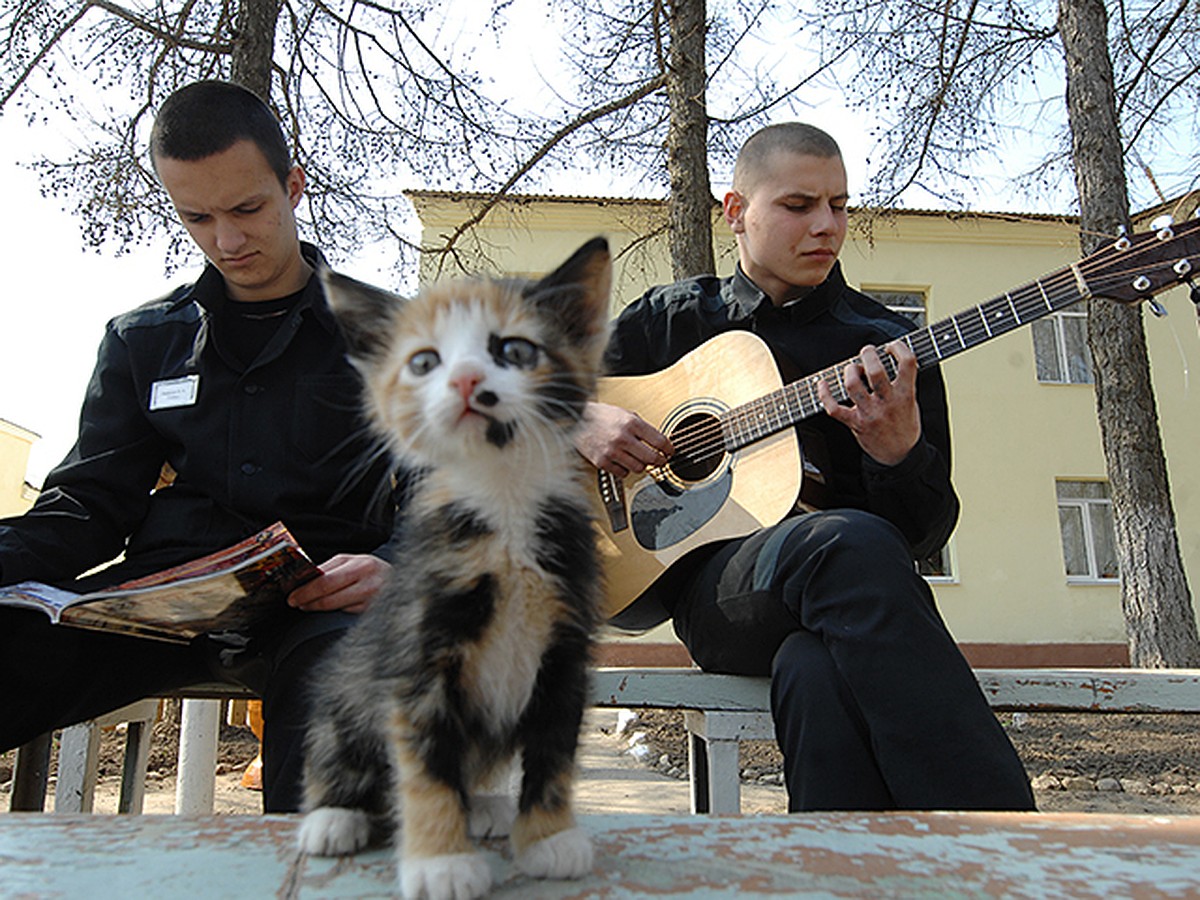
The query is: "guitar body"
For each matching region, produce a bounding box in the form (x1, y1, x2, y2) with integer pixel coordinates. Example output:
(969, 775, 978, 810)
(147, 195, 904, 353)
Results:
(593, 331, 802, 618)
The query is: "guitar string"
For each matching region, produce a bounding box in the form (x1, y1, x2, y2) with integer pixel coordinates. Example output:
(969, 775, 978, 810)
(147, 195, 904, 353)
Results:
(654, 271, 1169, 475)
(648, 254, 1187, 475)
(635, 234, 1196, 479)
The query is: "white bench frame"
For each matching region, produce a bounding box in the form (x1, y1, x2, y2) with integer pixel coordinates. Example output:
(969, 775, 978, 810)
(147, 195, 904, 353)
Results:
(590, 667, 1200, 814)
(30, 666, 1200, 816)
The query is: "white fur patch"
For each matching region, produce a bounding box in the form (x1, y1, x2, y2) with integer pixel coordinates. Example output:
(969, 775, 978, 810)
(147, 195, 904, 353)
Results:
(296, 806, 371, 856)
(514, 826, 594, 880)
(400, 852, 492, 900)
(468, 794, 517, 838)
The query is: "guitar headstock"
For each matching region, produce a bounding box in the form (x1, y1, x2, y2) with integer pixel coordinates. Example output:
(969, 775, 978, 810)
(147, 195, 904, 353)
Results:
(1085, 217, 1200, 306)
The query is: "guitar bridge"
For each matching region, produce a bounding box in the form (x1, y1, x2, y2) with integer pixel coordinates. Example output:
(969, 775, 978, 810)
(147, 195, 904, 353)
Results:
(597, 470, 629, 533)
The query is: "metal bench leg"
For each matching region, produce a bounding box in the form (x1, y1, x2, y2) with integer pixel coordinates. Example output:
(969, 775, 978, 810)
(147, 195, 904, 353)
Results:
(175, 698, 221, 814)
(685, 713, 743, 815)
(688, 729, 711, 814)
(119, 717, 154, 814)
(54, 722, 101, 812)
(10, 733, 53, 812)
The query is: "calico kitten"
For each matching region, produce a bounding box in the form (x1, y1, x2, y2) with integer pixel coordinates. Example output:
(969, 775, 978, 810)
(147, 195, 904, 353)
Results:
(296, 238, 611, 900)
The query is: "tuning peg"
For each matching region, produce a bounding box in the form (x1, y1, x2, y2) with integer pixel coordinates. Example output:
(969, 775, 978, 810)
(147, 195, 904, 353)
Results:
(1149, 299, 1169, 317)
(1151, 214, 1174, 232)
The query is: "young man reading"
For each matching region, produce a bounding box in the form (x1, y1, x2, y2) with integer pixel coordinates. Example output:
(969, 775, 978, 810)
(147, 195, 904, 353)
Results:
(578, 123, 1034, 811)
(0, 81, 399, 812)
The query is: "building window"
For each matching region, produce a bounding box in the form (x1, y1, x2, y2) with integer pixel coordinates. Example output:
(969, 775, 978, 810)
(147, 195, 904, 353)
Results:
(864, 288, 928, 327)
(1033, 303, 1093, 384)
(917, 544, 954, 581)
(1056, 480, 1119, 581)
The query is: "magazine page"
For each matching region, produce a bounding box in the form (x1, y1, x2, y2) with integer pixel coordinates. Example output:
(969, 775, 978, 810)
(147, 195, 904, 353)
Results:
(0, 522, 320, 642)
(0, 582, 82, 621)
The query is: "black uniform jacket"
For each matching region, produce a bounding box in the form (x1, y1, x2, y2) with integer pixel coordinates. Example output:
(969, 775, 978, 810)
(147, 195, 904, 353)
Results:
(0, 244, 397, 588)
(603, 262, 959, 560)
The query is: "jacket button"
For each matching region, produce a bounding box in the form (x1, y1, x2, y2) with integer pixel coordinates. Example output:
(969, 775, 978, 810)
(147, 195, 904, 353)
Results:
(240, 462, 259, 476)
(244, 384, 261, 395)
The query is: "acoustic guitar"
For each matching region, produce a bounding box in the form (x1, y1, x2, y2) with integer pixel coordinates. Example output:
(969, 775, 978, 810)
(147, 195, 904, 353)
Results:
(593, 217, 1200, 619)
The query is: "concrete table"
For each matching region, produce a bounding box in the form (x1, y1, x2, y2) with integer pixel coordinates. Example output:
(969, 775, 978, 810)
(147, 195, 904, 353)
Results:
(2, 811, 1199, 897)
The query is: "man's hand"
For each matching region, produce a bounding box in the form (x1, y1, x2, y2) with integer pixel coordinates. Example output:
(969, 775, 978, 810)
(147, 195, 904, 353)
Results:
(576, 401, 673, 477)
(287, 553, 391, 614)
(817, 341, 921, 467)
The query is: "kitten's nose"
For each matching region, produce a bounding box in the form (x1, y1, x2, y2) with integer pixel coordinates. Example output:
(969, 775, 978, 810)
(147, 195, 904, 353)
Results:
(450, 370, 484, 403)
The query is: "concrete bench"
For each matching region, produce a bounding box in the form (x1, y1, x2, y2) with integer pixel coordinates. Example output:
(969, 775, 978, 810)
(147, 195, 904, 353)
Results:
(16, 666, 1200, 816)
(590, 666, 1200, 814)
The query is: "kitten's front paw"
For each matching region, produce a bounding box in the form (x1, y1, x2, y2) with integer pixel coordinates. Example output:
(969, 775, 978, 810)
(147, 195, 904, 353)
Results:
(468, 794, 517, 838)
(515, 826, 594, 880)
(400, 853, 492, 900)
(296, 807, 371, 856)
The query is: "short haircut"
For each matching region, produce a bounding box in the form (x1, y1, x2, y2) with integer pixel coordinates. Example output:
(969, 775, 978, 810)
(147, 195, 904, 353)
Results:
(149, 80, 292, 186)
(732, 123, 842, 193)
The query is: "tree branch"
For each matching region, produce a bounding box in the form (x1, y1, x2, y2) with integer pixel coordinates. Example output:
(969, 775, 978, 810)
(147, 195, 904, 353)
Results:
(429, 72, 670, 273)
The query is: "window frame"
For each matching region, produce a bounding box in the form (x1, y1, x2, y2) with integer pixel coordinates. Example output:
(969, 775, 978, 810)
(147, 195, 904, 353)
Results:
(1033, 302, 1094, 385)
(1056, 480, 1119, 583)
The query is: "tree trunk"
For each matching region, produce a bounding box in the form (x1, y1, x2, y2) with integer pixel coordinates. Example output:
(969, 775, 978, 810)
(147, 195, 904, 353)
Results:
(665, 0, 715, 279)
(1058, 0, 1200, 666)
(230, 0, 281, 100)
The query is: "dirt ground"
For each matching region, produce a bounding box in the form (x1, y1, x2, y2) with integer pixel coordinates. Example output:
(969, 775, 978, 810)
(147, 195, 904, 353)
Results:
(2, 704, 1199, 815)
(626, 708, 1200, 815)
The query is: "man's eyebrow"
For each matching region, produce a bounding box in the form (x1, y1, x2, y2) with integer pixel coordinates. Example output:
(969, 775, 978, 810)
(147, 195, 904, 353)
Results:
(176, 194, 269, 216)
(779, 191, 851, 202)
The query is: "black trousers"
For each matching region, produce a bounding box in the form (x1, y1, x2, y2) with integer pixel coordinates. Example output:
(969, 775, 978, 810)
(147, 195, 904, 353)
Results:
(0, 606, 351, 812)
(669, 508, 1035, 812)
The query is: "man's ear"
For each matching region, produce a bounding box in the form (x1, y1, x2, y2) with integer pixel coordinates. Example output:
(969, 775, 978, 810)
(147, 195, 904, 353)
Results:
(286, 165, 306, 209)
(723, 190, 747, 234)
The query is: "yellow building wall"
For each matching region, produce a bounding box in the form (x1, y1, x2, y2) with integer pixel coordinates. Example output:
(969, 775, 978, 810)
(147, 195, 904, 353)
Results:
(409, 192, 1200, 653)
(1, 418, 38, 517)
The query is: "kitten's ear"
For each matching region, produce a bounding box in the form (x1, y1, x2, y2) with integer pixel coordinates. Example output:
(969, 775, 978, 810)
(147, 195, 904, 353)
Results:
(320, 267, 405, 363)
(525, 237, 612, 346)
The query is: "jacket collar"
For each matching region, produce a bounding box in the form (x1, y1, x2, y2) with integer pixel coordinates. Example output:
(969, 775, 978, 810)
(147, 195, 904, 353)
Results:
(170, 242, 337, 334)
(726, 261, 847, 325)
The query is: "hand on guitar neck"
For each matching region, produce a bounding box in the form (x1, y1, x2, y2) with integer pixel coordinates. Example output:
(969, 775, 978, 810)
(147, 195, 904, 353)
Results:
(576, 401, 674, 478)
(576, 338, 922, 480)
(817, 341, 922, 467)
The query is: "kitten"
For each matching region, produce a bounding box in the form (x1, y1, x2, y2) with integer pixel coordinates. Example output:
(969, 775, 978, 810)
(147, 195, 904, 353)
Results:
(296, 238, 611, 900)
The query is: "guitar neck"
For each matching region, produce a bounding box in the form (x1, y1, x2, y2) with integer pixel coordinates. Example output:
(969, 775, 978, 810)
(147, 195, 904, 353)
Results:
(722, 262, 1091, 451)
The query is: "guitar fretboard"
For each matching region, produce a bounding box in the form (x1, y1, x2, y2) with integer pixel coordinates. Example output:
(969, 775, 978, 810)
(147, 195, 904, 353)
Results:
(720, 264, 1092, 451)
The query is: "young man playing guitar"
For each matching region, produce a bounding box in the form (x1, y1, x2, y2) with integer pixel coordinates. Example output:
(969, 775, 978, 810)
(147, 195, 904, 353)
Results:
(577, 123, 1035, 811)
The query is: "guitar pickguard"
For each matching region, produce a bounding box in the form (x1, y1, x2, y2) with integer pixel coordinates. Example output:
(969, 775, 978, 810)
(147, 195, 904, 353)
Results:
(629, 467, 733, 551)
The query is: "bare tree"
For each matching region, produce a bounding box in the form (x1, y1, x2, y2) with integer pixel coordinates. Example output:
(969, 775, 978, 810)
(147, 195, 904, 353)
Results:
(0, 1, 563, 266)
(1059, 0, 1200, 666)
(426, 0, 807, 280)
(812, 0, 1200, 666)
(1, 0, 823, 280)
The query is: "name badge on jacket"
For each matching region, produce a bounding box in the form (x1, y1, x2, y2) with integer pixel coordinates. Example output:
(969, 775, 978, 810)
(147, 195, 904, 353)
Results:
(149, 374, 200, 411)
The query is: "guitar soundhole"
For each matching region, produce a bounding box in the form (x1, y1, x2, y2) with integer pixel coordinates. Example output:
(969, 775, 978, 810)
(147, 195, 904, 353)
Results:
(667, 412, 722, 483)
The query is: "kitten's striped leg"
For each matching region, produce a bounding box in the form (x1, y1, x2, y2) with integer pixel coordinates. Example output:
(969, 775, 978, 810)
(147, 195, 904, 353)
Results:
(509, 643, 595, 880)
(510, 761, 593, 880)
(395, 743, 492, 900)
(297, 713, 387, 856)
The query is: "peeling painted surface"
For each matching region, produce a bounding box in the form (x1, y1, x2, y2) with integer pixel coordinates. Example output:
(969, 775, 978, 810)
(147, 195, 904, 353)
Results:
(1, 812, 1199, 898)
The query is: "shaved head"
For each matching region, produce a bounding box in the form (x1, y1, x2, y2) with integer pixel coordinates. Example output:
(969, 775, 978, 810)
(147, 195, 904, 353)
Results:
(732, 123, 842, 194)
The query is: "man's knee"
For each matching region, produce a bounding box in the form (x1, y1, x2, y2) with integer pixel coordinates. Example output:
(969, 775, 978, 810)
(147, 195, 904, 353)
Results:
(794, 509, 912, 569)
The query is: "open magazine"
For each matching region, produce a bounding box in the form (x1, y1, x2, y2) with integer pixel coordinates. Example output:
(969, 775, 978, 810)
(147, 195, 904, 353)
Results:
(0, 522, 320, 644)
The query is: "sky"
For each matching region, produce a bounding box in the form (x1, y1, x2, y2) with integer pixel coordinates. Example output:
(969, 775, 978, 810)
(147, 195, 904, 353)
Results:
(0, 5, 1191, 486)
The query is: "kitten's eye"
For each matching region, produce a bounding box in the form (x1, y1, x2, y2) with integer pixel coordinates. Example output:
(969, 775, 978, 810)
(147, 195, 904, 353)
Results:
(497, 337, 539, 369)
(408, 349, 441, 376)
